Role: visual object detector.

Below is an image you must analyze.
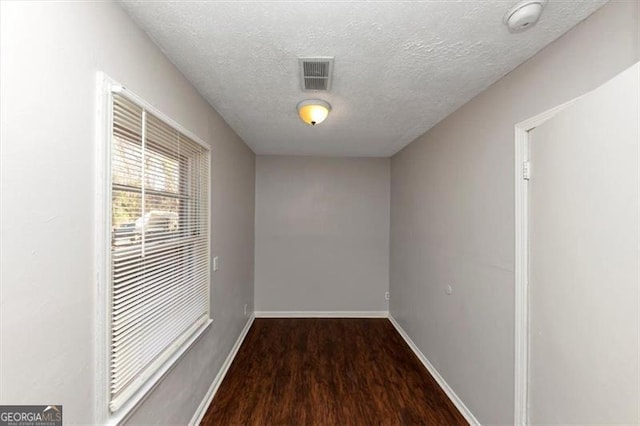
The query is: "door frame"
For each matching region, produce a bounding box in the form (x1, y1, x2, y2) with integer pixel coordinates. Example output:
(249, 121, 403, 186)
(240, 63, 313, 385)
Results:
(513, 95, 585, 426)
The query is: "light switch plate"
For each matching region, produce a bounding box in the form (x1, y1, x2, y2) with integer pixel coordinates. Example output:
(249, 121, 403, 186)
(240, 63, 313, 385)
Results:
(213, 256, 219, 271)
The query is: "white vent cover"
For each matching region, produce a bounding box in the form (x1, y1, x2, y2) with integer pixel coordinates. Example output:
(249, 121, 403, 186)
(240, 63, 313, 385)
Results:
(299, 57, 334, 91)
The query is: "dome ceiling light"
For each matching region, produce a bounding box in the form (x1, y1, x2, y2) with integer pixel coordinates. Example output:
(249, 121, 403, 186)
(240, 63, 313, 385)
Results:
(297, 99, 331, 126)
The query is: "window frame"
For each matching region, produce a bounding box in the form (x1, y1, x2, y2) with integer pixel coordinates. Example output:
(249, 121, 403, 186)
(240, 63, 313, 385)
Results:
(95, 74, 212, 425)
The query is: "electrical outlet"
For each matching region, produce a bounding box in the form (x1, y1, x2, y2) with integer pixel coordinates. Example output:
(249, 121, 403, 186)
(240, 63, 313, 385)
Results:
(384, 291, 390, 301)
(243, 304, 247, 316)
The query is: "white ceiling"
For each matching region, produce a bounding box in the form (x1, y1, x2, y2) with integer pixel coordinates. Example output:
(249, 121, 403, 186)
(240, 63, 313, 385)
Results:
(119, 0, 607, 157)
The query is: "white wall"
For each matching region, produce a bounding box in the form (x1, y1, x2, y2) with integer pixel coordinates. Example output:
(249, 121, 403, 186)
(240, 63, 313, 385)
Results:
(255, 156, 389, 313)
(0, 2, 255, 424)
(527, 64, 639, 424)
(389, 1, 639, 424)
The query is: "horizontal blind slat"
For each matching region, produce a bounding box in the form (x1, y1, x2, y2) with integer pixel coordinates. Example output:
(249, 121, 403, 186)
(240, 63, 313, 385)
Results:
(112, 238, 207, 276)
(112, 268, 208, 331)
(108, 314, 209, 412)
(112, 248, 207, 296)
(111, 284, 208, 375)
(110, 297, 208, 388)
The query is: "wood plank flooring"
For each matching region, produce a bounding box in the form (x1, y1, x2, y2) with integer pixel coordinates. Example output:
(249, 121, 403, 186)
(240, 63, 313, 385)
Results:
(201, 318, 467, 426)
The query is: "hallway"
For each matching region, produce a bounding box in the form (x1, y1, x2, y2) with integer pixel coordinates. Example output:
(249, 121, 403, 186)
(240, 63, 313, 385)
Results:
(2, 2, 638, 424)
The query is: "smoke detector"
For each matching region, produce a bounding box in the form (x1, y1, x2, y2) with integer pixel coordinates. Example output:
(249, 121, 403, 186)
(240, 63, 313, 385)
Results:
(504, 0, 546, 33)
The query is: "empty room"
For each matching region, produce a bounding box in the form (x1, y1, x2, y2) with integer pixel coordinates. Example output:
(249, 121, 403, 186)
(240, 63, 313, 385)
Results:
(1, 1, 638, 425)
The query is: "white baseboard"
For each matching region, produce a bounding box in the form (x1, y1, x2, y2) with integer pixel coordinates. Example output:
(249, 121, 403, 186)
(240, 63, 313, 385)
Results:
(189, 314, 255, 426)
(388, 315, 481, 426)
(254, 310, 389, 318)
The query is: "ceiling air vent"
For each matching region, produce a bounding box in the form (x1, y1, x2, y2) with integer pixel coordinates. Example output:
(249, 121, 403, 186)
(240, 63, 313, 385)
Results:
(299, 57, 334, 91)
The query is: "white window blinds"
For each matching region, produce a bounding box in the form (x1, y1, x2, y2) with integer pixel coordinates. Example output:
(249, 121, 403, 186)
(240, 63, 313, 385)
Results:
(109, 92, 210, 412)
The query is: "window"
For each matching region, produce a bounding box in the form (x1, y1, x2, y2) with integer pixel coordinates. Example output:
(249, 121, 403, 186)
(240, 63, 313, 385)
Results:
(108, 92, 210, 412)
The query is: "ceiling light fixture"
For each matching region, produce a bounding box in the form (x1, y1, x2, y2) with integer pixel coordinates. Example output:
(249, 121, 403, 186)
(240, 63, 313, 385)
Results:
(504, 0, 546, 33)
(297, 99, 331, 126)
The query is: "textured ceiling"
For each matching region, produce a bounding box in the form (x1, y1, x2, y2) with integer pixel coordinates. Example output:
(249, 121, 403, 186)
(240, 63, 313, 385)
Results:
(119, 0, 607, 157)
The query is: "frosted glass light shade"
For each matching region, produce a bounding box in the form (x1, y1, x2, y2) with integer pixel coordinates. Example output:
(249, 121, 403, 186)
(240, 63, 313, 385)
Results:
(297, 99, 331, 125)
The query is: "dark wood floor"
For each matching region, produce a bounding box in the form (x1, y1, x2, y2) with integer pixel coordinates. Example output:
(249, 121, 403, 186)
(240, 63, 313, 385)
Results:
(201, 318, 467, 426)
